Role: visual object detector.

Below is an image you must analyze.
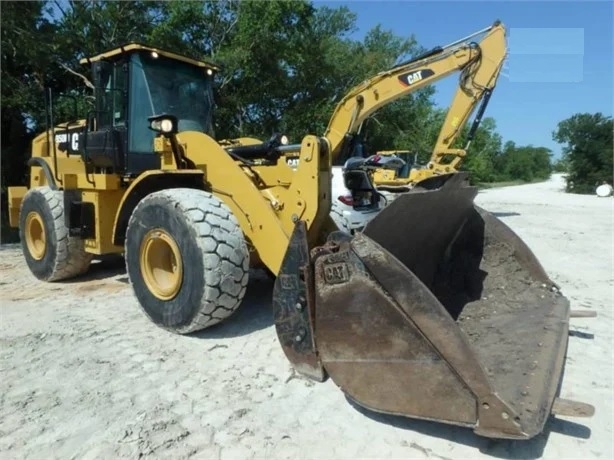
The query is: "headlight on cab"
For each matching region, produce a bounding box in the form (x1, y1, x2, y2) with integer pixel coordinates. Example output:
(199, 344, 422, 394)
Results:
(148, 114, 178, 136)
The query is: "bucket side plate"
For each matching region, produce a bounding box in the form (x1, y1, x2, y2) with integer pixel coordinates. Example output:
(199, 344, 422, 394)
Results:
(312, 173, 577, 439)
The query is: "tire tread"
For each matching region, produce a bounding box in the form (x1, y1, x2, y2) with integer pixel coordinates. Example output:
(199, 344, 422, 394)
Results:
(20, 186, 93, 282)
(125, 188, 249, 334)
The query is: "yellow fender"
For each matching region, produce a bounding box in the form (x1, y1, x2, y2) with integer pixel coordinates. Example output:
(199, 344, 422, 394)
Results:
(177, 131, 293, 273)
(112, 169, 206, 247)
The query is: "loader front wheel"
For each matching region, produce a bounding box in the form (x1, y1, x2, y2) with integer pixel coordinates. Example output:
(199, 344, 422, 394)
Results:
(19, 186, 93, 281)
(125, 188, 250, 334)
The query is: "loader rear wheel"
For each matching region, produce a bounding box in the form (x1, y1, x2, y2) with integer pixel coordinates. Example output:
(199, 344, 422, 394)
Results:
(19, 186, 93, 281)
(125, 188, 250, 334)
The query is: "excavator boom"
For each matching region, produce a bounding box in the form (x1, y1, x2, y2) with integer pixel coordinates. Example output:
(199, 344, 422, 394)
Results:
(324, 21, 506, 165)
(429, 28, 505, 173)
(326, 20, 506, 194)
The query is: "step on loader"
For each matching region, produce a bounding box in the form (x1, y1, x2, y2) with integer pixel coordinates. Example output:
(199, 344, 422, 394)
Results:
(6, 20, 594, 441)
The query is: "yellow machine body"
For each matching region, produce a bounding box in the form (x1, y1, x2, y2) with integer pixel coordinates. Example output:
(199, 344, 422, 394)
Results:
(7, 24, 594, 441)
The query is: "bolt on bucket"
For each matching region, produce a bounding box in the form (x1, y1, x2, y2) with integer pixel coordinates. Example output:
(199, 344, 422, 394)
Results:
(272, 173, 594, 440)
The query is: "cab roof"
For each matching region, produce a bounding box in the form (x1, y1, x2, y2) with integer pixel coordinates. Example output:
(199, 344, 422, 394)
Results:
(78, 42, 221, 71)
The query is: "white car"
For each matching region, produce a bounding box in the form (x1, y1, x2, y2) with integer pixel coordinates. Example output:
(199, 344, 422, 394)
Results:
(287, 151, 406, 234)
(329, 152, 408, 233)
(329, 166, 384, 234)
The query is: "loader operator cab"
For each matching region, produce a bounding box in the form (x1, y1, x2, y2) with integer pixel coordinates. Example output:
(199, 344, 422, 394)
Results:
(79, 43, 218, 177)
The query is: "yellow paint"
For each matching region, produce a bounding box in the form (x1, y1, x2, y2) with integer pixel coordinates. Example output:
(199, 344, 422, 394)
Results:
(79, 43, 220, 72)
(7, 186, 27, 228)
(321, 21, 507, 187)
(139, 228, 183, 300)
(110, 169, 204, 247)
(176, 132, 332, 273)
(220, 136, 264, 147)
(372, 170, 397, 183)
(24, 212, 46, 260)
(82, 190, 125, 255)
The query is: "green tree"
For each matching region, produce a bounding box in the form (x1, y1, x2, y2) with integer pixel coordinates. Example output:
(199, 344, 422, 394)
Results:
(552, 157, 569, 173)
(528, 146, 553, 179)
(494, 141, 552, 182)
(456, 117, 502, 183)
(553, 112, 614, 194)
(1, 0, 57, 241)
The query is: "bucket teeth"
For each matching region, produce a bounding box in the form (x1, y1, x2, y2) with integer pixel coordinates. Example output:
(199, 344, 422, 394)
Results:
(570, 310, 597, 318)
(551, 398, 595, 417)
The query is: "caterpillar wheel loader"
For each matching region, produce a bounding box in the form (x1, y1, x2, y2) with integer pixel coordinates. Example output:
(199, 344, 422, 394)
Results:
(6, 20, 594, 440)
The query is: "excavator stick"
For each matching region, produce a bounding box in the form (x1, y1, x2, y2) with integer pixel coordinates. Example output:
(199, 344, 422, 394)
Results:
(272, 172, 594, 439)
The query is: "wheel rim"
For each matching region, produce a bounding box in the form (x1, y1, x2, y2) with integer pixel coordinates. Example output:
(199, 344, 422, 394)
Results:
(139, 228, 183, 301)
(25, 211, 46, 260)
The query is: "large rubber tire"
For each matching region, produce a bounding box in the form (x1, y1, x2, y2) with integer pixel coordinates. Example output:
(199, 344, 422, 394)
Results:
(330, 200, 354, 234)
(19, 186, 93, 282)
(125, 188, 250, 334)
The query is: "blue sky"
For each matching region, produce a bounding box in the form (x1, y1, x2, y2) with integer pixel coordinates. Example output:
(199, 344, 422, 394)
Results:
(314, 0, 613, 158)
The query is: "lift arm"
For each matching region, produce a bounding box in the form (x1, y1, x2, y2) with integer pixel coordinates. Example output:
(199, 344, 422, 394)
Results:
(323, 20, 507, 165)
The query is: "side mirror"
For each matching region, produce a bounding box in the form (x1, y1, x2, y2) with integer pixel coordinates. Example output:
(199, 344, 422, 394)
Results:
(148, 114, 179, 136)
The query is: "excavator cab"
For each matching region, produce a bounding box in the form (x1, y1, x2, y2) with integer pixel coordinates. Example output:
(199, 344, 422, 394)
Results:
(341, 154, 406, 211)
(379, 150, 419, 178)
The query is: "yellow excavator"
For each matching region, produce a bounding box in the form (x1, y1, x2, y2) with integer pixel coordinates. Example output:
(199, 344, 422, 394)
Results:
(320, 18, 507, 232)
(367, 23, 504, 191)
(6, 20, 594, 440)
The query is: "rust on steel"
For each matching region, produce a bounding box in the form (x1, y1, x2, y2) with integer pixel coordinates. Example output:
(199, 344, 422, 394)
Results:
(272, 172, 595, 439)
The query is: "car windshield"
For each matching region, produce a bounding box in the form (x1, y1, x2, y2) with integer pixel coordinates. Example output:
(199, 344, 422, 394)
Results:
(139, 52, 215, 134)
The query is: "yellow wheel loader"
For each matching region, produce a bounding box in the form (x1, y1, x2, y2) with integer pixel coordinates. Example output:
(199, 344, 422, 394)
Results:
(7, 20, 594, 440)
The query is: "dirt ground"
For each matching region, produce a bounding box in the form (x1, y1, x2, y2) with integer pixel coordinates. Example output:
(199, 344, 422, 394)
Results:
(1, 174, 612, 459)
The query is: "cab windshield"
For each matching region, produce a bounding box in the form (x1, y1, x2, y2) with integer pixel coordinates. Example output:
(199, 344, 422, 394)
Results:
(129, 51, 215, 153)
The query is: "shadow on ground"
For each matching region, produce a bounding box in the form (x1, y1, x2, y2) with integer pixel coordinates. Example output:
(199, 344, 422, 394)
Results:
(345, 396, 591, 459)
(56, 252, 277, 338)
(569, 329, 595, 340)
(60, 254, 127, 283)
(491, 211, 521, 218)
(192, 271, 276, 339)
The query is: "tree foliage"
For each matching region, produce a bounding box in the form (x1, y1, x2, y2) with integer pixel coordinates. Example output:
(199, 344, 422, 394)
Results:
(456, 117, 502, 183)
(552, 157, 568, 173)
(2, 0, 561, 240)
(493, 141, 552, 182)
(553, 112, 613, 194)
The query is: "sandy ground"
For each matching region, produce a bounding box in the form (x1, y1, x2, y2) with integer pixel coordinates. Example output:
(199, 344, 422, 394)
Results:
(1, 173, 612, 459)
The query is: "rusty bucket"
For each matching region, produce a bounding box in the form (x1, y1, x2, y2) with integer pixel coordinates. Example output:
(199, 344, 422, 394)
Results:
(272, 173, 594, 439)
